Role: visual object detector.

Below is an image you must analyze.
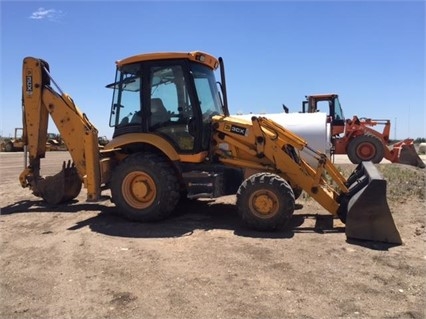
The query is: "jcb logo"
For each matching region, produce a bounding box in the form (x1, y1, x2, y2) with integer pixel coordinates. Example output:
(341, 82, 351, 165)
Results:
(223, 123, 247, 136)
(230, 125, 247, 136)
(26, 75, 33, 94)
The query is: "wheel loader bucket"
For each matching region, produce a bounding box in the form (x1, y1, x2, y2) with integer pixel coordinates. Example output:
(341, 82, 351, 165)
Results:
(397, 143, 425, 169)
(344, 161, 402, 245)
(35, 161, 82, 205)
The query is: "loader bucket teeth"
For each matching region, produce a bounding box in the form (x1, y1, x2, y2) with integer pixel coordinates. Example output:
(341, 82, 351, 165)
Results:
(344, 162, 402, 245)
(398, 145, 425, 169)
(36, 161, 82, 205)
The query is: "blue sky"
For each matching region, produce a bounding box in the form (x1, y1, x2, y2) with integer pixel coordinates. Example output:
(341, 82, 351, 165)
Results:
(1, 1, 424, 139)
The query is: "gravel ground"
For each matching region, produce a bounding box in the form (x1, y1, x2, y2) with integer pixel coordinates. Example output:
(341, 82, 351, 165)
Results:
(0, 152, 425, 319)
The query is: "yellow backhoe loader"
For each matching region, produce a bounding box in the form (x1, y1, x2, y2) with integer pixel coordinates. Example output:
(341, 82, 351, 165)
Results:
(19, 53, 402, 244)
(1, 128, 64, 152)
(3, 128, 25, 152)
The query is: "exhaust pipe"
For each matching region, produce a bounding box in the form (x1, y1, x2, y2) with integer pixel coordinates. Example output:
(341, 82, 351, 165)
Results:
(338, 162, 402, 245)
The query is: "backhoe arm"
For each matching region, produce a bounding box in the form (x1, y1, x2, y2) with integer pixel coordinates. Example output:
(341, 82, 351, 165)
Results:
(20, 57, 101, 203)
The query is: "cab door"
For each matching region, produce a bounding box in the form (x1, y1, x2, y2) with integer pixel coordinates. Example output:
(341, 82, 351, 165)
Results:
(147, 63, 200, 153)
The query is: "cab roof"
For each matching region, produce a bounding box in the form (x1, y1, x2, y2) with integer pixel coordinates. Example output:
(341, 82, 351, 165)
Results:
(116, 51, 219, 70)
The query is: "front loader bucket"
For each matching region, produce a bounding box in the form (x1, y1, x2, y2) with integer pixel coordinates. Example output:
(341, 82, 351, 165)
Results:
(398, 144, 425, 169)
(343, 162, 402, 245)
(35, 161, 82, 205)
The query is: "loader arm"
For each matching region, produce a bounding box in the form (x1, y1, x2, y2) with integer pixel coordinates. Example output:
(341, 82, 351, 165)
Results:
(212, 115, 349, 217)
(212, 115, 402, 245)
(212, 116, 402, 244)
(20, 57, 101, 203)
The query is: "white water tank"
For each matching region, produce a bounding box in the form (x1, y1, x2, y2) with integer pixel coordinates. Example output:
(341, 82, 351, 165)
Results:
(232, 112, 331, 167)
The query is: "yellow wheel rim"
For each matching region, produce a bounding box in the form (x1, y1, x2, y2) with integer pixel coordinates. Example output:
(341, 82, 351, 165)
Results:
(122, 171, 156, 209)
(249, 190, 279, 219)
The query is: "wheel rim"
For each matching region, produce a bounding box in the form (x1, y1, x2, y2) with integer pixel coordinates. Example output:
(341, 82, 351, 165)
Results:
(122, 171, 156, 209)
(249, 190, 279, 219)
(356, 142, 376, 160)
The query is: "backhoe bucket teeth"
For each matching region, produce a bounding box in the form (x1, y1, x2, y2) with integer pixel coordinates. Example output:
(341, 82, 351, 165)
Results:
(344, 162, 402, 245)
(397, 144, 425, 169)
(35, 161, 82, 205)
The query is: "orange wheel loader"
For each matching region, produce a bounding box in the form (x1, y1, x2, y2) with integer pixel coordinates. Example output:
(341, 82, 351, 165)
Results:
(302, 94, 425, 168)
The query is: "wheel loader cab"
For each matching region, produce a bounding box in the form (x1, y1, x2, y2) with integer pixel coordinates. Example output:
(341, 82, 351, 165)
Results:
(107, 52, 223, 158)
(303, 94, 346, 136)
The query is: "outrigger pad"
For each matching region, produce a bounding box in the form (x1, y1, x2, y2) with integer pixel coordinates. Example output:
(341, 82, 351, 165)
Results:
(345, 162, 402, 245)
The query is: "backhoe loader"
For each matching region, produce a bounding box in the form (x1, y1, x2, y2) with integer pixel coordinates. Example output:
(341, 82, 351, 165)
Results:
(2, 128, 25, 152)
(1, 128, 64, 152)
(20, 52, 402, 244)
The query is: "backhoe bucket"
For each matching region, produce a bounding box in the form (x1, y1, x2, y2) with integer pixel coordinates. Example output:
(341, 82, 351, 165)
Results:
(35, 161, 82, 205)
(343, 162, 402, 245)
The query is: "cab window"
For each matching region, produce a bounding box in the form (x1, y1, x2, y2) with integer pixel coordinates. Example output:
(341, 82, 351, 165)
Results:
(149, 65, 195, 151)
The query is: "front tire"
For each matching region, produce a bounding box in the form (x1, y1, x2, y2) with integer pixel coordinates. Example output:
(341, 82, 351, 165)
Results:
(347, 134, 384, 164)
(236, 173, 295, 231)
(110, 153, 180, 222)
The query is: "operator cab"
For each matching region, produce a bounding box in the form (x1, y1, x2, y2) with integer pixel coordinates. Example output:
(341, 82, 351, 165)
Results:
(107, 52, 224, 154)
(302, 93, 345, 136)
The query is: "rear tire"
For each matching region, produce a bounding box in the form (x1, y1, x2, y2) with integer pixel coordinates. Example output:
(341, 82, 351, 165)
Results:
(236, 173, 295, 231)
(347, 135, 384, 164)
(110, 152, 180, 222)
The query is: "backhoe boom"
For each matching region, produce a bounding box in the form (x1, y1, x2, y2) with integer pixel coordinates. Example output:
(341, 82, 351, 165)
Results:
(20, 57, 101, 203)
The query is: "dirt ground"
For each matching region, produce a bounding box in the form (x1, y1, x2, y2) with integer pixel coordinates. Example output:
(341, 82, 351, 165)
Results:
(1, 152, 425, 319)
